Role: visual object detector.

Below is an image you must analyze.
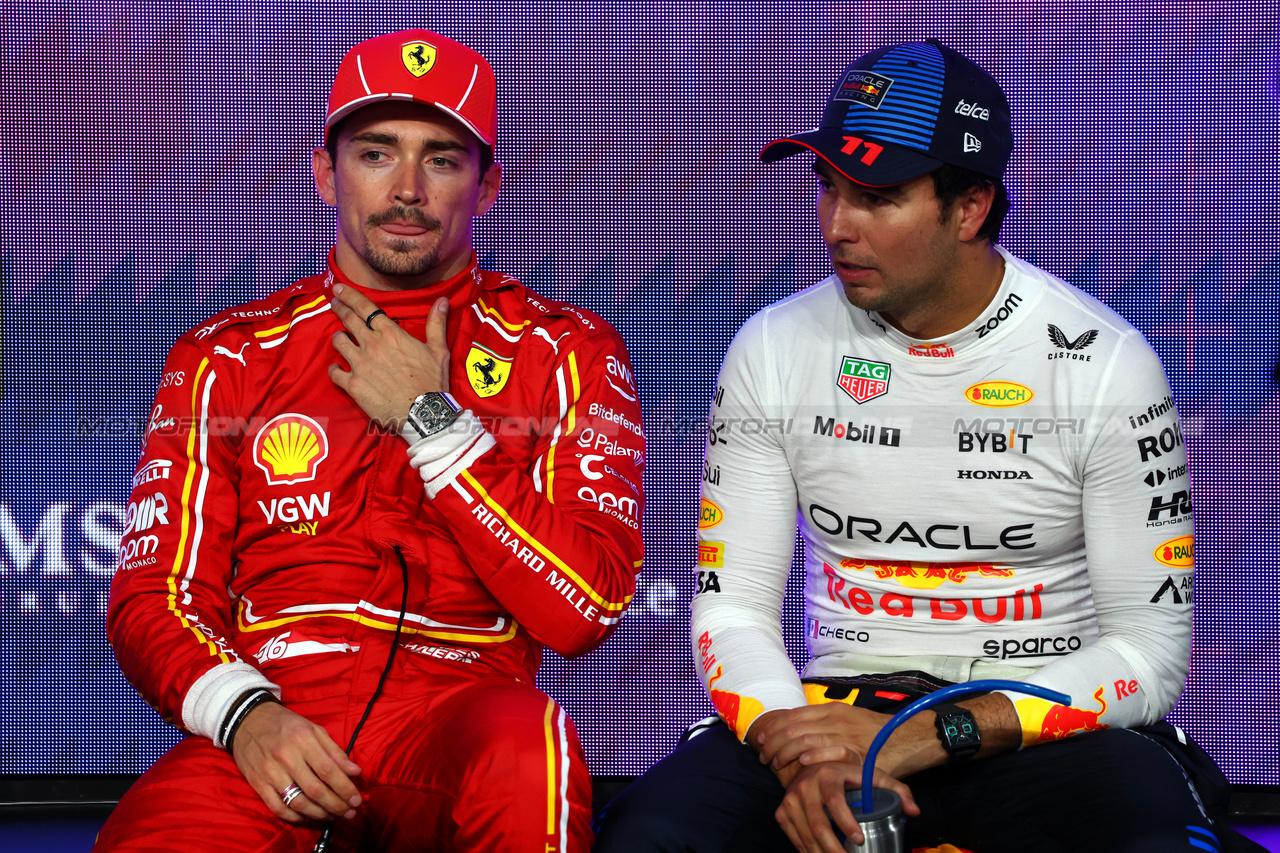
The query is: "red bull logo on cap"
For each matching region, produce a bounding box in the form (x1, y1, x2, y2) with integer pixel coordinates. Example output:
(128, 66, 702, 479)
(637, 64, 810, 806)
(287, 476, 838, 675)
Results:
(834, 70, 894, 110)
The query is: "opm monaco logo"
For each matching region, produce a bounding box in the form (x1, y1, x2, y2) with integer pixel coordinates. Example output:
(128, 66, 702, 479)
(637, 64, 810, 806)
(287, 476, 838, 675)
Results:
(837, 356, 891, 403)
(253, 414, 329, 486)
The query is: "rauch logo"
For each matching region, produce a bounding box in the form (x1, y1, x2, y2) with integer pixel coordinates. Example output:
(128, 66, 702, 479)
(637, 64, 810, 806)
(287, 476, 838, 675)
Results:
(965, 381, 1033, 408)
(1153, 535, 1193, 568)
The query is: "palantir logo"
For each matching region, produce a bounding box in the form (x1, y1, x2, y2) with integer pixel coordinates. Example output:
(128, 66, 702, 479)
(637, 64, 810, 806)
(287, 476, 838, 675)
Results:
(253, 414, 329, 486)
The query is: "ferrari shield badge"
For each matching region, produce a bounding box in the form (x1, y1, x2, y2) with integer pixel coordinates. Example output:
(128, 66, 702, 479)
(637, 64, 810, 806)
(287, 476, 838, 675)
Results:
(466, 344, 512, 398)
(402, 42, 437, 77)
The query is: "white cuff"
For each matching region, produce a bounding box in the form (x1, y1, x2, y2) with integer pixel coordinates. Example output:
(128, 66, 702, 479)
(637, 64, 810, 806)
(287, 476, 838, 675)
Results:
(404, 410, 496, 499)
(181, 661, 280, 746)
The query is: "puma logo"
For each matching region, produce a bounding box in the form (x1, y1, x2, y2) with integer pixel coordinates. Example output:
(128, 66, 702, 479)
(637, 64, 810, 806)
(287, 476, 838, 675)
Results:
(213, 343, 249, 366)
(533, 328, 570, 355)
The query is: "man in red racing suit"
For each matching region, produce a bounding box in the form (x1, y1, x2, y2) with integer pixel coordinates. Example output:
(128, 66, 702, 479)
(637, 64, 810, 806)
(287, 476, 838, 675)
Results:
(96, 29, 643, 853)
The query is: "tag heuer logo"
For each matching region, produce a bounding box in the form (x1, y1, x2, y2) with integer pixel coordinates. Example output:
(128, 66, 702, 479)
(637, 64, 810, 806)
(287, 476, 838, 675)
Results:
(837, 356, 891, 403)
(402, 42, 437, 77)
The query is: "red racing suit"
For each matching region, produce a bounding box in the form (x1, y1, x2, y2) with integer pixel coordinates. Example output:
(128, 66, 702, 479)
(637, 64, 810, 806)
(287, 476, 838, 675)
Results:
(103, 254, 644, 851)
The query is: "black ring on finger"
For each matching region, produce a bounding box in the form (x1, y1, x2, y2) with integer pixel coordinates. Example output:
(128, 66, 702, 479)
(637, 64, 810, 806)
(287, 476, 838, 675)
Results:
(365, 308, 387, 330)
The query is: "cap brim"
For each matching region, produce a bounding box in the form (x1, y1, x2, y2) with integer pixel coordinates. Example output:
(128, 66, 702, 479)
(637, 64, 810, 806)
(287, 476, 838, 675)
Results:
(326, 95, 494, 148)
(760, 128, 942, 187)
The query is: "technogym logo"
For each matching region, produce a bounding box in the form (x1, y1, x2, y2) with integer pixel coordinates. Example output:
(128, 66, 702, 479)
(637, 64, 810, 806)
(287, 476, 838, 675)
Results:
(837, 356, 891, 404)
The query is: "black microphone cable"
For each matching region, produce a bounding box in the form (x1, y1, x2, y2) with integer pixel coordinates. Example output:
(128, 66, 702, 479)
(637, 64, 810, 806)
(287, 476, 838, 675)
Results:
(314, 544, 411, 853)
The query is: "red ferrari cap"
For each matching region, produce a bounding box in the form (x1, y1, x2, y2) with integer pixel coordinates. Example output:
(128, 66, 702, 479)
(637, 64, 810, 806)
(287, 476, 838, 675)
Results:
(326, 30, 497, 149)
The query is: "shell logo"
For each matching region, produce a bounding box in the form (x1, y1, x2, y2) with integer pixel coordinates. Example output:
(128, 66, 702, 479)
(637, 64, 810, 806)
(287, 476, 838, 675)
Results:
(1154, 535, 1193, 568)
(253, 414, 329, 486)
(966, 381, 1034, 408)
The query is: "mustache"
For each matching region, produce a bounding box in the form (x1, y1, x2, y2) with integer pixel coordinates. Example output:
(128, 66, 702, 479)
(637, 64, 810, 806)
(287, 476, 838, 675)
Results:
(367, 206, 441, 230)
(829, 248, 877, 270)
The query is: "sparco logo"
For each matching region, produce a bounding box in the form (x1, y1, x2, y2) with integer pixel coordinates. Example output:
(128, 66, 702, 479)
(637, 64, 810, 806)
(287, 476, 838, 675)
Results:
(983, 635, 1081, 660)
(958, 470, 1033, 480)
(974, 292, 1022, 338)
(813, 416, 901, 447)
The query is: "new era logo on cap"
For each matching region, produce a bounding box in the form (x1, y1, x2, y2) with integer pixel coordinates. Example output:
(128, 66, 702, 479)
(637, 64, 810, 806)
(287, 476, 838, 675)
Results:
(964, 133, 982, 152)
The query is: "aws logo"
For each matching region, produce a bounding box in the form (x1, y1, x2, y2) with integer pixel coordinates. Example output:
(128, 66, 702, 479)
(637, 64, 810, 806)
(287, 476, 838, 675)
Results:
(1154, 535, 1193, 568)
(966, 381, 1033, 408)
(254, 414, 329, 485)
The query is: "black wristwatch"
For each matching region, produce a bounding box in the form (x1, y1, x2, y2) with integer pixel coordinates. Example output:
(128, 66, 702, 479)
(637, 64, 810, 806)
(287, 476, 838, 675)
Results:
(933, 703, 981, 761)
(406, 391, 462, 439)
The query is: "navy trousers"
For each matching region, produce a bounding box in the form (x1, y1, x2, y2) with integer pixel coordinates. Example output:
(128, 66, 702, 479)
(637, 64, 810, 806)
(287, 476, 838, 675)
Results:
(596, 706, 1261, 853)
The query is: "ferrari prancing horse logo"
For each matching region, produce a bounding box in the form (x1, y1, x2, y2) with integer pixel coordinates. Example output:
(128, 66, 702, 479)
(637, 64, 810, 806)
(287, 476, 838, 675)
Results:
(466, 344, 512, 398)
(402, 42, 437, 77)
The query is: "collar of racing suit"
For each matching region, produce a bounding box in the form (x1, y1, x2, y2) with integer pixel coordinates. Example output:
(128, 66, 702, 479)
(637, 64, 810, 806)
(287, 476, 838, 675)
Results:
(852, 245, 1036, 359)
(324, 248, 515, 322)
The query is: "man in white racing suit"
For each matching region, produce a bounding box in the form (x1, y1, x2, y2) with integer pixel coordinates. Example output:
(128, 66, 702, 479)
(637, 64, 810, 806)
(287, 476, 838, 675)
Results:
(594, 39, 1259, 853)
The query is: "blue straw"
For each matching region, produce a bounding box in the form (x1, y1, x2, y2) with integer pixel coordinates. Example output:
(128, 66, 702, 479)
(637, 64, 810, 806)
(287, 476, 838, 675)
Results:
(859, 680, 1071, 812)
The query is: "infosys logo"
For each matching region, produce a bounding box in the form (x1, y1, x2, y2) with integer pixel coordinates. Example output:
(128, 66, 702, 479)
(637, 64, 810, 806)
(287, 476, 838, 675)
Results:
(966, 381, 1034, 408)
(1154, 535, 1193, 568)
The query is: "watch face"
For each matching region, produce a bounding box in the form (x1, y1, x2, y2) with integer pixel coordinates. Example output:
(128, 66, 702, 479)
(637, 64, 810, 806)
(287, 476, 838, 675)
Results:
(936, 706, 981, 757)
(408, 392, 461, 438)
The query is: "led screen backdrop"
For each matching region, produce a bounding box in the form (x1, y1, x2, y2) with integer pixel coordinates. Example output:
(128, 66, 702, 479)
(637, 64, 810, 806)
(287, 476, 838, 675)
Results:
(1, 1, 1277, 783)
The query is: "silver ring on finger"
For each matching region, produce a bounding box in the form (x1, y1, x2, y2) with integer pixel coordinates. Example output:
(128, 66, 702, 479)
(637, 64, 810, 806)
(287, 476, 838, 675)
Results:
(280, 783, 304, 807)
(365, 308, 387, 330)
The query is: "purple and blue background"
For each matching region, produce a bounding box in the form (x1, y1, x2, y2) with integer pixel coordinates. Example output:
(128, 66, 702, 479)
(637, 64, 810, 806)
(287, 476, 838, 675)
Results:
(0, 0, 1277, 831)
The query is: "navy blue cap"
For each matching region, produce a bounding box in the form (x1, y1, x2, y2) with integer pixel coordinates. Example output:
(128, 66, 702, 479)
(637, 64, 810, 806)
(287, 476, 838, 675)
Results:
(761, 40, 1012, 186)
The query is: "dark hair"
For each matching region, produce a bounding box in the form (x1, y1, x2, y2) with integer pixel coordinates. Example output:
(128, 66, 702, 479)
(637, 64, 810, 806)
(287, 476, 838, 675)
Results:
(930, 163, 1009, 242)
(324, 120, 493, 184)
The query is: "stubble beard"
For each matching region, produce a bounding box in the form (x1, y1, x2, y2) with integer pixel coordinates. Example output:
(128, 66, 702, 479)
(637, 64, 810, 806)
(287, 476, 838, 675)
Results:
(362, 207, 443, 277)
